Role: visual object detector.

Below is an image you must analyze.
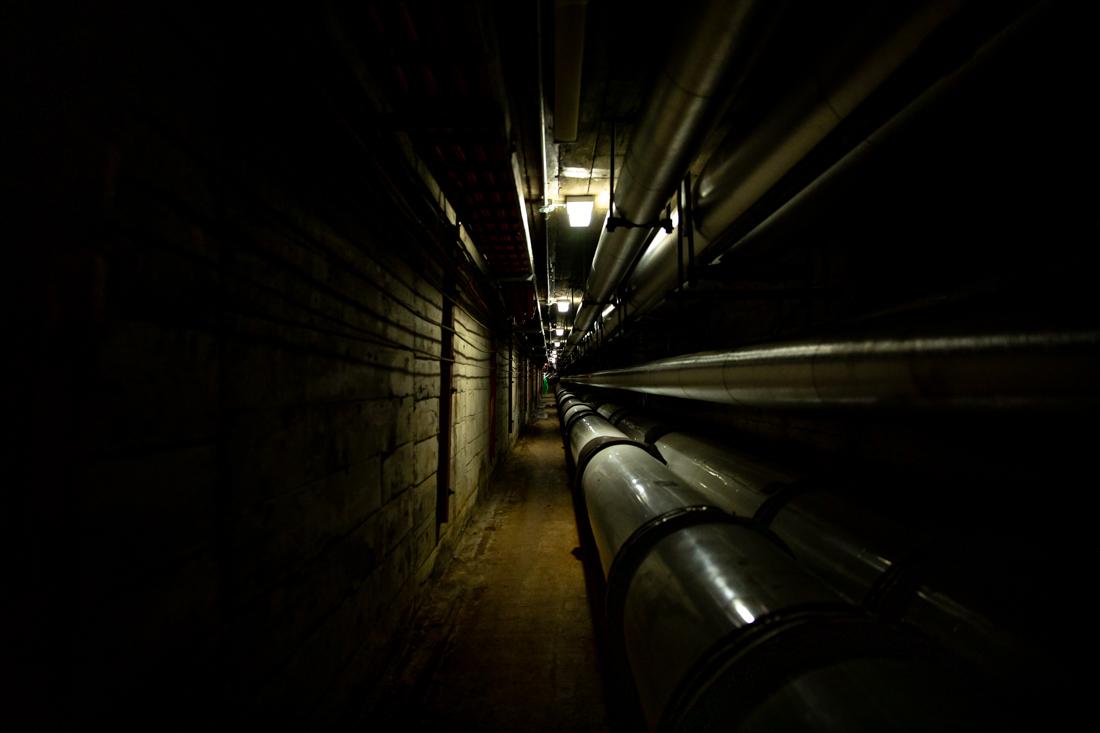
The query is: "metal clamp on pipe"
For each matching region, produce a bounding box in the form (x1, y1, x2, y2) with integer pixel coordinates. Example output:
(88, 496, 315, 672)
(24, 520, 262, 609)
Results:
(604, 505, 739, 635)
(659, 606, 957, 733)
(562, 404, 600, 435)
(573, 434, 664, 487)
(558, 396, 588, 416)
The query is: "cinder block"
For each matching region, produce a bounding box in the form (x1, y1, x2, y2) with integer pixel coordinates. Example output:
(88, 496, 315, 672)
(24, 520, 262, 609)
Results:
(231, 454, 381, 602)
(413, 397, 439, 442)
(410, 475, 436, 530)
(382, 442, 414, 500)
(412, 436, 438, 486)
(393, 396, 414, 448)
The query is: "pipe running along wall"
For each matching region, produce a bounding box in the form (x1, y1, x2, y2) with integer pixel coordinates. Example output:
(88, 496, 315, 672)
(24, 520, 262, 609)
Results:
(565, 331, 1100, 410)
(572, 390, 1070, 689)
(552, 386, 983, 731)
(565, 0, 782, 349)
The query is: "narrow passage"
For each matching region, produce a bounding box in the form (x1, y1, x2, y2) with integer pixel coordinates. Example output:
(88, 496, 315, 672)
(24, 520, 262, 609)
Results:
(373, 396, 609, 731)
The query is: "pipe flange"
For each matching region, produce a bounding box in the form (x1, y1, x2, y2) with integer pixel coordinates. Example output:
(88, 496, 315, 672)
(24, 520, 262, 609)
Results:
(573, 434, 664, 487)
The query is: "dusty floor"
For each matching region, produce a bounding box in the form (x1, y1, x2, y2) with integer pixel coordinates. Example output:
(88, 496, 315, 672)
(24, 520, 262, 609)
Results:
(371, 397, 615, 731)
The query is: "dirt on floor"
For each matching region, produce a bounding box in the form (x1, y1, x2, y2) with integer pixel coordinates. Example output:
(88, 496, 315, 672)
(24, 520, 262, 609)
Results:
(368, 397, 633, 732)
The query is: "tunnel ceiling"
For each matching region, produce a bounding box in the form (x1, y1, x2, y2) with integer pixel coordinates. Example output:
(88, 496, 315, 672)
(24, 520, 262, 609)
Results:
(341, 0, 656, 355)
(340, 1, 1088, 370)
(353, 0, 543, 328)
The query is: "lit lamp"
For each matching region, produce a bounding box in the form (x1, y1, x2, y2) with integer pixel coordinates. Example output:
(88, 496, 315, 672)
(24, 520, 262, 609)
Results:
(555, 328, 564, 336)
(556, 299, 570, 313)
(565, 195, 595, 227)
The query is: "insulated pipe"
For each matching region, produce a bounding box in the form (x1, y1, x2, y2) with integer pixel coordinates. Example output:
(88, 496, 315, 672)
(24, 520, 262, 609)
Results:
(558, 395, 587, 415)
(563, 407, 979, 730)
(562, 403, 597, 435)
(566, 0, 782, 347)
(566, 331, 1100, 410)
(647, 426, 1032, 681)
(600, 1, 963, 341)
(621, 523, 972, 731)
(653, 432, 790, 517)
(653, 432, 911, 605)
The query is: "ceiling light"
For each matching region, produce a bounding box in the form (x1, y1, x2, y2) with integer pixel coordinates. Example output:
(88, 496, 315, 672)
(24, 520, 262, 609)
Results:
(561, 167, 590, 178)
(596, 190, 610, 208)
(602, 303, 616, 318)
(555, 328, 564, 336)
(566, 195, 595, 228)
(556, 300, 570, 313)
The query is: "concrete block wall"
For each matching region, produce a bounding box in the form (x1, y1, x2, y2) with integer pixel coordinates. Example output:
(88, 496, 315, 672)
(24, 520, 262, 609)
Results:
(6, 5, 541, 727)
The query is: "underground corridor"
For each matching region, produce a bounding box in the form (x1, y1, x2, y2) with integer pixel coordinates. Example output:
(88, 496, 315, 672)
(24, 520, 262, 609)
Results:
(6, 0, 1099, 730)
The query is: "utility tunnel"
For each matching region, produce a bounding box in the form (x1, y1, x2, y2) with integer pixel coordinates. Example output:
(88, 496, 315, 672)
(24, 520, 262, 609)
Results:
(6, 0, 1099, 729)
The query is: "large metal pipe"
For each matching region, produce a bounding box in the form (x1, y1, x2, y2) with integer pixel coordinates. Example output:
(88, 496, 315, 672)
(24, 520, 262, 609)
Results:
(593, 1, 963, 343)
(653, 432, 789, 516)
(560, 395, 983, 730)
(566, 0, 781, 347)
(637, 422, 1043, 686)
(566, 331, 1100, 410)
(621, 522, 976, 731)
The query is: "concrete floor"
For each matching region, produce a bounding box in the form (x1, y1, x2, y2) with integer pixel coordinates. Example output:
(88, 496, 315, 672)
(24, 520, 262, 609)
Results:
(371, 397, 615, 731)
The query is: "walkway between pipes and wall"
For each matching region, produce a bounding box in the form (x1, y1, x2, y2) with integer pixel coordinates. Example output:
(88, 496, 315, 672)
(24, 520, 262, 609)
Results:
(367, 395, 613, 732)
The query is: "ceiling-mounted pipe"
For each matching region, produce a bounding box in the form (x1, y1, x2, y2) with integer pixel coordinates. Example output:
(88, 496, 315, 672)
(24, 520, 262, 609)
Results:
(566, 330, 1100, 410)
(553, 0, 587, 142)
(593, 0, 964, 346)
(565, 0, 783, 350)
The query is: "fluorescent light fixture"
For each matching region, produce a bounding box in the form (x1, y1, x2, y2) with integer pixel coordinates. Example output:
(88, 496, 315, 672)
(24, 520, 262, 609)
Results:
(602, 303, 616, 318)
(561, 167, 590, 178)
(556, 300, 570, 313)
(555, 328, 564, 336)
(566, 195, 595, 227)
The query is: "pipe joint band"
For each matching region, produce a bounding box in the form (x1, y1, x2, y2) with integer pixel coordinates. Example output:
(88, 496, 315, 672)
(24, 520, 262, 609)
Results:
(660, 606, 917, 732)
(573, 435, 663, 487)
(604, 505, 735, 633)
(563, 406, 599, 436)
